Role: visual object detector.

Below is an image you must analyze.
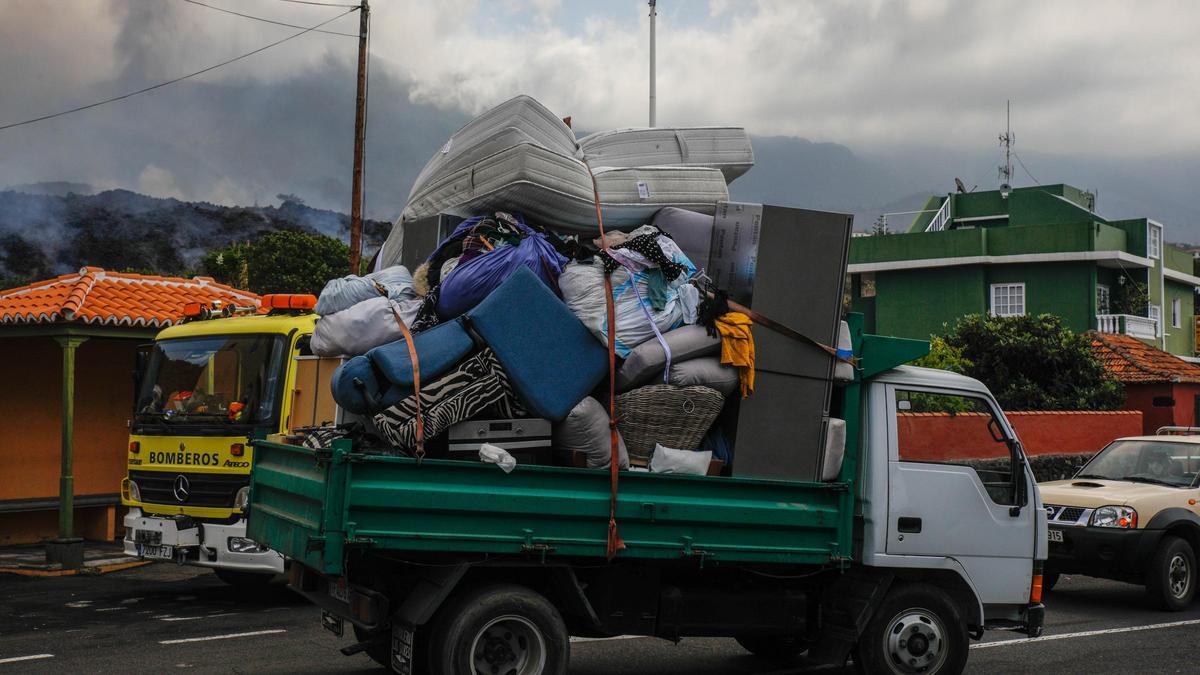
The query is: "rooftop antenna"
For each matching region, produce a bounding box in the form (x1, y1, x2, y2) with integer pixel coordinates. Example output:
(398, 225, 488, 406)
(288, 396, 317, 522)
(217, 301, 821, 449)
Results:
(648, 0, 657, 127)
(998, 100, 1013, 199)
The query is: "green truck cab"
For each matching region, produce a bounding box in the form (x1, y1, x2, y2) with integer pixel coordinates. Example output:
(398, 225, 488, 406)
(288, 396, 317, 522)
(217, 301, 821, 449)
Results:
(245, 316, 1047, 675)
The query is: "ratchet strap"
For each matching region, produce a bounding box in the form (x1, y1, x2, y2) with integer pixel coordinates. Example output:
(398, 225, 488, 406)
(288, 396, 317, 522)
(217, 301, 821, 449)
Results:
(583, 158, 626, 560)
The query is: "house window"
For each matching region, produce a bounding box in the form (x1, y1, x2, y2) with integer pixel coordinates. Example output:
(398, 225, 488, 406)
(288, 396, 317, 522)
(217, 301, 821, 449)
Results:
(1149, 223, 1162, 260)
(1150, 305, 1162, 336)
(990, 283, 1026, 317)
(1173, 298, 1182, 329)
(1097, 284, 1111, 314)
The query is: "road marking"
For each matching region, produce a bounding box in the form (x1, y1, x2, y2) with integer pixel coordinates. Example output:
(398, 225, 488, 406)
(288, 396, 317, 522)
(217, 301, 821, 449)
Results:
(95, 607, 127, 612)
(120, 597, 143, 604)
(971, 618, 1200, 650)
(65, 601, 92, 608)
(0, 654, 53, 665)
(160, 613, 238, 622)
(569, 635, 642, 643)
(159, 629, 286, 645)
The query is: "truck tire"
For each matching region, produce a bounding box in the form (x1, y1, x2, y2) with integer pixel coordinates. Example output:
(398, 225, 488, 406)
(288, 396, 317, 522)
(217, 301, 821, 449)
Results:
(1146, 535, 1196, 611)
(854, 583, 968, 675)
(213, 569, 274, 589)
(735, 634, 809, 660)
(427, 584, 568, 675)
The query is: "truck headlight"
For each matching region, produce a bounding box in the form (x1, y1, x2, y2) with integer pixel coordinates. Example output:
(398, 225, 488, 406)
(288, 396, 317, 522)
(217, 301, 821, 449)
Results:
(228, 537, 268, 553)
(1091, 505, 1137, 529)
(234, 486, 250, 510)
(122, 478, 141, 503)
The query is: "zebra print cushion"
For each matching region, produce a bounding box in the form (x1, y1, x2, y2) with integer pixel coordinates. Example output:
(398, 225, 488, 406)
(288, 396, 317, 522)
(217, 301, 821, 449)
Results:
(373, 348, 517, 450)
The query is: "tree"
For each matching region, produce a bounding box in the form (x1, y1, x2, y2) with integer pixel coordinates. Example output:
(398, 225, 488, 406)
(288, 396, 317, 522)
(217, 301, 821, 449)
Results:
(200, 243, 251, 289)
(245, 230, 349, 295)
(934, 313, 1123, 411)
(1111, 277, 1148, 316)
(870, 214, 889, 236)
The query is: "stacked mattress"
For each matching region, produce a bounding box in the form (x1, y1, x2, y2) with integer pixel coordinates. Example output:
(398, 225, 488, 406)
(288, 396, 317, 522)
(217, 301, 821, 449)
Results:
(380, 95, 754, 268)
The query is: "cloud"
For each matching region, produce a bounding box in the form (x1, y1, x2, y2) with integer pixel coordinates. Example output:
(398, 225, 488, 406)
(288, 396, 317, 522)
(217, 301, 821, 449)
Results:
(136, 164, 183, 199)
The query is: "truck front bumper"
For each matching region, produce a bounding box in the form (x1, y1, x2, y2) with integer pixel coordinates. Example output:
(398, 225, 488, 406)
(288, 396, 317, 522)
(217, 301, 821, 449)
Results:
(123, 508, 285, 574)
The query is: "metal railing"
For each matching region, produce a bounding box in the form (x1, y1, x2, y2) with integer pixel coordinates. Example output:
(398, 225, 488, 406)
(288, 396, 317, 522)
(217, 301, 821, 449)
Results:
(924, 198, 952, 232)
(1096, 314, 1158, 340)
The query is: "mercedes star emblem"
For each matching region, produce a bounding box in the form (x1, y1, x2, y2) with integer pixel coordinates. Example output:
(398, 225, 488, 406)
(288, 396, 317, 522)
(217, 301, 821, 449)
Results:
(173, 474, 190, 503)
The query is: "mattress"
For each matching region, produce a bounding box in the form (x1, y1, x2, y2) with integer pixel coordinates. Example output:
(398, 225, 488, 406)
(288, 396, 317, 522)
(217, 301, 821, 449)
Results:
(578, 126, 754, 183)
(407, 95, 577, 205)
(403, 142, 727, 228)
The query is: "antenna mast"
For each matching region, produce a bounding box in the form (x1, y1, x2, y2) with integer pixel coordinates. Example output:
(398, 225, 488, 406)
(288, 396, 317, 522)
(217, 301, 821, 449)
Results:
(998, 100, 1013, 198)
(648, 0, 657, 127)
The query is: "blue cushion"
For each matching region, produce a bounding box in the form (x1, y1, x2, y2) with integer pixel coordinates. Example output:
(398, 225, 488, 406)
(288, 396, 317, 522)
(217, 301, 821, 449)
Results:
(367, 317, 475, 390)
(467, 266, 608, 421)
(331, 356, 405, 415)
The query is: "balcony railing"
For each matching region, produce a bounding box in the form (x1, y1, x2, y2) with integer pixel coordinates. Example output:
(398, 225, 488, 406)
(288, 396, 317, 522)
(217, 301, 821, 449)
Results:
(1096, 314, 1158, 340)
(924, 198, 952, 233)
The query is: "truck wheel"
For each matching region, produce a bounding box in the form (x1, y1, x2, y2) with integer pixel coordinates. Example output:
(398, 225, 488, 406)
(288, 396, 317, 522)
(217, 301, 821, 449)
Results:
(428, 584, 568, 675)
(1146, 535, 1196, 611)
(735, 634, 809, 660)
(1043, 572, 1060, 594)
(213, 568, 274, 589)
(854, 583, 968, 675)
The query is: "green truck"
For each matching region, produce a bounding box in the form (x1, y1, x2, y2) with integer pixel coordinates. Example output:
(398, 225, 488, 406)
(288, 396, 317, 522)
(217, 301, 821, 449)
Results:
(245, 315, 1047, 675)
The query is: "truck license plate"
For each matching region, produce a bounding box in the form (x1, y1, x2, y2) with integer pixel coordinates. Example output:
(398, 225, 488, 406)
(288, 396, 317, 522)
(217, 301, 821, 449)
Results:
(391, 624, 415, 675)
(1048, 529, 1064, 543)
(321, 611, 344, 637)
(138, 544, 174, 560)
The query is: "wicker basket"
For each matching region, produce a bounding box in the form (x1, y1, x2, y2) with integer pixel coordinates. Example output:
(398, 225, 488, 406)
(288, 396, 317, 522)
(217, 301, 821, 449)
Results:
(615, 384, 725, 463)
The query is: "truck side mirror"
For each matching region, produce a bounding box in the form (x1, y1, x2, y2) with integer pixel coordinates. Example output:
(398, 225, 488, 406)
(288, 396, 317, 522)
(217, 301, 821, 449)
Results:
(132, 343, 152, 413)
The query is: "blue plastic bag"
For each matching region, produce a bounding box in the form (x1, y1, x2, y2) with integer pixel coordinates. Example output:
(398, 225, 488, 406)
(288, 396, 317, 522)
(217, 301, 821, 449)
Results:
(435, 217, 567, 318)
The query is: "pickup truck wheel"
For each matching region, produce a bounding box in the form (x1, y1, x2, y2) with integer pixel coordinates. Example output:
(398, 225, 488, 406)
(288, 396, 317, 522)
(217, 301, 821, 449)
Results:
(1146, 535, 1196, 611)
(428, 584, 568, 675)
(213, 569, 274, 588)
(854, 583, 968, 675)
(735, 634, 809, 660)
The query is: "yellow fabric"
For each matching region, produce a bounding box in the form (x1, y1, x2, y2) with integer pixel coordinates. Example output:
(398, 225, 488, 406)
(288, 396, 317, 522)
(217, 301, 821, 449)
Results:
(714, 312, 755, 398)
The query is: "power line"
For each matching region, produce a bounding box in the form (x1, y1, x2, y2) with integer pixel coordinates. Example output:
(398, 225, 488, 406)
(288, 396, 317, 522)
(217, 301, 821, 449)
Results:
(179, 0, 358, 37)
(0, 6, 358, 132)
(270, 0, 359, 6)
(1013, 151, 1041, 185)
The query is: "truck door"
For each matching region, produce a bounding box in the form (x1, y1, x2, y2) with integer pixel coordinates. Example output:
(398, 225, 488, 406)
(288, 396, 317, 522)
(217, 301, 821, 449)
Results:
(885, 386, 1035, 606)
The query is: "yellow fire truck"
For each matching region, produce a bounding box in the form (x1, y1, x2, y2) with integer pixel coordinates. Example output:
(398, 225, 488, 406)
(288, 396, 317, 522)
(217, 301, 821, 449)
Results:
(120, 294, 336, 586)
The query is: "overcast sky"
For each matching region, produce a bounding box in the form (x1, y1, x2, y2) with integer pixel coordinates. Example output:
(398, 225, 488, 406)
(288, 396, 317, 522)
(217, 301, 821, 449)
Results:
(2, 1, 1198, 224)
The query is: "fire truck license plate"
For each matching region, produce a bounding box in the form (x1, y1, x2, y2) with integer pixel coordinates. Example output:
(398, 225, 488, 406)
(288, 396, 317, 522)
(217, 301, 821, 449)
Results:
(139, 544, 174, 560)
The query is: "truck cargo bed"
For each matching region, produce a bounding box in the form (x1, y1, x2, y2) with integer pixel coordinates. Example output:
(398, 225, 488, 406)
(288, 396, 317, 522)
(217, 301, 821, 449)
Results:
(247, 439, 852, 576)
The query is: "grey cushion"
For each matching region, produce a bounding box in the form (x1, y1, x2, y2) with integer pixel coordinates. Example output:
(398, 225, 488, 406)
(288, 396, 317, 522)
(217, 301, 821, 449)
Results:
(552, 397, 629, 470)
(667, 357, 739, 397)
(615, 324, 722, 391)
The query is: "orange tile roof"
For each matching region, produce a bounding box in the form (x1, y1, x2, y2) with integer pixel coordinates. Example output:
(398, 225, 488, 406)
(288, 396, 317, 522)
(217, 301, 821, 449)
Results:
(0, 267, 259, 329)
(1089, 331, 1200, 384)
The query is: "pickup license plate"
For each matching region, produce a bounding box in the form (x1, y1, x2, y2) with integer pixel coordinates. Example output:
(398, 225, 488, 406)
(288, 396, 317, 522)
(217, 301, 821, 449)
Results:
(1048, 529, 1064, 543)
(328, 577, 349, 603)
(134, 529, 162, 545)
(391, 624, 415, 675)
(139, 544, 174, 560)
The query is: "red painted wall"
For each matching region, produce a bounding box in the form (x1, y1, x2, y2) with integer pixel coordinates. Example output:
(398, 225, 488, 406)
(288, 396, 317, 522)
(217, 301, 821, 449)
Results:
(897, 410, 1143, 462)
(1123, 382, 1200, 435)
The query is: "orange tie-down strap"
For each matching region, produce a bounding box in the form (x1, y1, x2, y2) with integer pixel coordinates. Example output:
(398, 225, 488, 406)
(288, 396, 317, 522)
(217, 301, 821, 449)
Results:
(376, 283, 424, 460)
(583, 157, 626, 560)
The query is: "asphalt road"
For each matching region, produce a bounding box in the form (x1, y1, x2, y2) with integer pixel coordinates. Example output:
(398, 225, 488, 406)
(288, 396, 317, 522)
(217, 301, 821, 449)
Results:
(2, 565, 1199, 674)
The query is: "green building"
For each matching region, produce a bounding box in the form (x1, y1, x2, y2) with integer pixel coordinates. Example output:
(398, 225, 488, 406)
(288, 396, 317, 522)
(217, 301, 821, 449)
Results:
(849, 184, 1200, 356)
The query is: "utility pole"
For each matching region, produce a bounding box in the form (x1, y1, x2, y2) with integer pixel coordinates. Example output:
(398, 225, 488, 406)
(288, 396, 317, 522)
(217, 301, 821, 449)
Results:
(648, 0, 657, 127)
(998, 99, 1013, 198)
(348, 0, 370, 273)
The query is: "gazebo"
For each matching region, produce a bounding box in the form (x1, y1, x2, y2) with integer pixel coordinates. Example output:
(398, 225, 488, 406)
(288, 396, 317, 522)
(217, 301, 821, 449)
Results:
(0, 267, 258, 567)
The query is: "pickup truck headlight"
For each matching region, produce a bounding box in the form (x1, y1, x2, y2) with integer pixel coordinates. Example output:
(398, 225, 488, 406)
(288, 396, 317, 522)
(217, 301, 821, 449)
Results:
(234, 486, 250, 511)
(1090, 505, 1137, 529)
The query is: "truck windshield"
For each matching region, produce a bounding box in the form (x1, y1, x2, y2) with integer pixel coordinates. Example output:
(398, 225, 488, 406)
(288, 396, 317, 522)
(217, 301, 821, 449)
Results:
(134, 334, 286, 434)
(1078, 440, 1200, 488)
